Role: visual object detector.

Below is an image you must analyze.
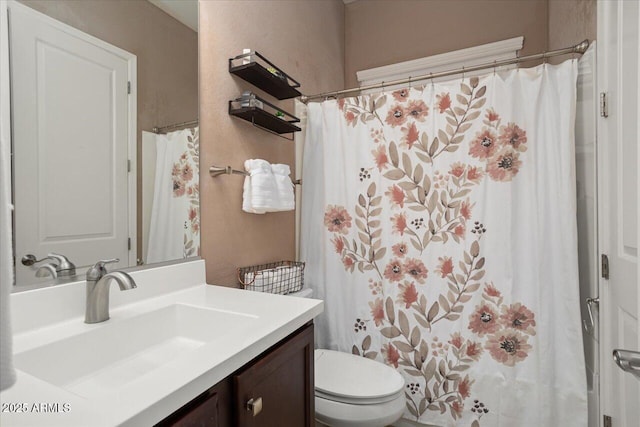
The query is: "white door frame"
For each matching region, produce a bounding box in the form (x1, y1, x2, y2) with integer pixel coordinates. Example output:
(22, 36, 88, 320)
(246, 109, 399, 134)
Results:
(4, 0, 137, 269)
(596, 0, 640, 425)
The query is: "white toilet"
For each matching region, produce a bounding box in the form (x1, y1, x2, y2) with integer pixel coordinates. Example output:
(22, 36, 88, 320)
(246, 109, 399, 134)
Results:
(290, 288, 405, 427)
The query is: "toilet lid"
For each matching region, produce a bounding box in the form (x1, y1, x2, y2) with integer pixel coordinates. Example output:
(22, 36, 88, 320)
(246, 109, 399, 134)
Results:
(315, 349, 404, 404)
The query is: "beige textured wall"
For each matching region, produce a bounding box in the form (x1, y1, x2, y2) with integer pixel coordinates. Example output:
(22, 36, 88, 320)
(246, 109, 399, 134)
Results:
(344, 0, 548, 87)
(199, 0, 344, 285)
(548, 0, 596, 52)
(19, 0, 198, 257)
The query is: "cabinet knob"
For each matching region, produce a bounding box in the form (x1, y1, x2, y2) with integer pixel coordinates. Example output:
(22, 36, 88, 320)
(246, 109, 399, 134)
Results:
(246, 397, 263, 417)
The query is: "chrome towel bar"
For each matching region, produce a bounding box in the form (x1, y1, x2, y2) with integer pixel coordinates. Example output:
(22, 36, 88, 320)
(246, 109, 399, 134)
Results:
(209, 165, 301, 185)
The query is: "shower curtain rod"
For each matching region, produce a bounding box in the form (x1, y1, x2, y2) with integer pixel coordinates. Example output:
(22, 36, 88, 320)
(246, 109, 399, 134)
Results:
(300, 39, 590, 103)
(152, 119, 199, 134)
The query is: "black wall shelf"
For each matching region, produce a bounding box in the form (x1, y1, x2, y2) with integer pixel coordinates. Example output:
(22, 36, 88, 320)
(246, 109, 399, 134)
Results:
(229, 95, 301, 140)
(229, 51, 301, 100)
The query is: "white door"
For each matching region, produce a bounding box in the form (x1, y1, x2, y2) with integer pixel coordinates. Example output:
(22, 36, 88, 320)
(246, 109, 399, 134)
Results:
(8, 2, 135, 284)
(597, 1, 640, 426)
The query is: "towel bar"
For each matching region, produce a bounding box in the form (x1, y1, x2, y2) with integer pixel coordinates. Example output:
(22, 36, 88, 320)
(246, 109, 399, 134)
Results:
(209, 165, 301, 185)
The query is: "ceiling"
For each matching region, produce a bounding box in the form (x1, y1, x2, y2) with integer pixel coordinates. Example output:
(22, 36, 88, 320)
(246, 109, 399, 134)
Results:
(147, 0, 358, 33)
(148, 0, 198, 32)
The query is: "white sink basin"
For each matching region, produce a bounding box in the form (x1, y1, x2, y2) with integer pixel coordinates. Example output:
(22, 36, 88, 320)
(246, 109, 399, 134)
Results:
(14, 303, 258, 398)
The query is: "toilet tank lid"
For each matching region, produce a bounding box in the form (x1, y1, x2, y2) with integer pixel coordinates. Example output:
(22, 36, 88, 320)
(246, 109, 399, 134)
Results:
(315, 349, 405, 400)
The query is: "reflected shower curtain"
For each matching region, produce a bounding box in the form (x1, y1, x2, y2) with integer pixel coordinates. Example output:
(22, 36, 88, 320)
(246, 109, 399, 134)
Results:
(301, 61, 587, 426)
(147, 127, 200, 263)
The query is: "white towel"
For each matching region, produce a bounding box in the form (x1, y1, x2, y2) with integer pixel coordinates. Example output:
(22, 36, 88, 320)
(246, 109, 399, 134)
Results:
(243, 159, 281, 213)
(271, 163, 295, 211)
(1, 0, 16, 391)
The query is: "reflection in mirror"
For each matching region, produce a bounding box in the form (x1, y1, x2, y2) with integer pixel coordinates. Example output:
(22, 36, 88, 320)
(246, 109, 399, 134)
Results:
(8, 0, 199, 289)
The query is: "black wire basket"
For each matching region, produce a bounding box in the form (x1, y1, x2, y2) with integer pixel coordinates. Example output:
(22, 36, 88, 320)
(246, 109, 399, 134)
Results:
(237, 261, 305, 295)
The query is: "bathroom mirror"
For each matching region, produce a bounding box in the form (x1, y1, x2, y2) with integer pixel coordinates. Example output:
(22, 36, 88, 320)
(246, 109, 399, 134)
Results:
(8, 0, 199, 289)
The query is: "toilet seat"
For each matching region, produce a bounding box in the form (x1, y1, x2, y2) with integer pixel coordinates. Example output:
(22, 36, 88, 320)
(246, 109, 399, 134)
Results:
(314, 349, 405, 405)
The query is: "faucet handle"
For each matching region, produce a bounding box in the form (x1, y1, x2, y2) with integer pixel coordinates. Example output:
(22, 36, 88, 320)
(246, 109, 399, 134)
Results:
(86, 259, 120, 281)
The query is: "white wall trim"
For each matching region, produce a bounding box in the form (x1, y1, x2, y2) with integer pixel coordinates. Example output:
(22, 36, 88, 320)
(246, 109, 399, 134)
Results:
(356, 36, 524, 86)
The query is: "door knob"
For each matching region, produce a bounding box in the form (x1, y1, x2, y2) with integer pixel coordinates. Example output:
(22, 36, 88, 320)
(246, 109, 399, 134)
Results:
(613, 349, 640, 380)
(246, 397, 263, 417)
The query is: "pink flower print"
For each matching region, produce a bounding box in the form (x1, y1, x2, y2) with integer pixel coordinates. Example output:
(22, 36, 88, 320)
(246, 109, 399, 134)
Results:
(386, 185, 405, 208)
(191, 221, 200, 234)
(499, 303, 536, 335)
(391, 213, 407, 236)
(369, 298, 384, 326)
(403, 258, 428, 284)
(469, 128, 499, 160)
(343, 256, 355, 272)
(486, 147, 522, 182)
(436, 92, 451, 113)
(499, 122, 527, 151)
(460, 200, 473, 220)
(181, 163, 194, 182)
(465, 341, 483, 361)
(384, 259, 404, 282)
(172, 163, 181, 178)
(392, 242, 408, 258)
(337, 98, 346, 111)
(466, 166, 484, 183)
(485, 108, 500, 122)
(173, 177, 186, 197)
(372, 145, 389, 171)
(344, 110, 357, 125)
(454, 223, 466, 238)
(449, 332, 464, 349)
(484, 282, 502, 298)
(449, 162, 466, 178)
(331, 235, 345, 254)
(324, 205, 352, 234)
(436, 256, 454, 278)
(469, 303, 499, 336)
(398, 281, 418, 308)
(401, 122, 419, 149)
(188, 206, 198, 221)
(392, 88, 410, 102)
(404, 100, 429, 121)
(382, 343, 400, 368)
(385, 104, 407, 127)
(451, 400, 464, 419)
(458, 375, 473, 399)
(485, 329, 532, 366)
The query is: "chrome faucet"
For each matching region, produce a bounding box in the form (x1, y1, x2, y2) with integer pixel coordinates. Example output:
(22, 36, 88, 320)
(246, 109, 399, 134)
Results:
(47, 253, 76, 277)
(85, 259, 137, 324)
(35, 263, 58, 278)
(22, 252, 76, 277)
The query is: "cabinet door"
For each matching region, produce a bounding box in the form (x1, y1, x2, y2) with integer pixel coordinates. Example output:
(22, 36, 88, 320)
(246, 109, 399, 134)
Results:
(234, 323, 314, 427)
(156, 378, 232, 427)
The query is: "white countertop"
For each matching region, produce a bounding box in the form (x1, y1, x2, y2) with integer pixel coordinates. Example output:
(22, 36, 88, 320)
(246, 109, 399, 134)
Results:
(0, 260, 323, 426)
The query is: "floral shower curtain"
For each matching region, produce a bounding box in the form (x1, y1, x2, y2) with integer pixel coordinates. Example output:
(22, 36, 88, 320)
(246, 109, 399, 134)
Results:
(301, 61, 587, 426)
(147, 127, 200, 263)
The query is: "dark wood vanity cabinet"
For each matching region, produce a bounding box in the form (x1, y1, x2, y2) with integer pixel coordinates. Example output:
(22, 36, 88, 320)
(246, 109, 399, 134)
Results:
(157, 322, 314, 427)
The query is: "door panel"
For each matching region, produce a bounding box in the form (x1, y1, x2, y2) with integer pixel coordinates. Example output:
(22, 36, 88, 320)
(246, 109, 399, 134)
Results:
(9, 3, 133, 283)
(597, 1, 640, 426)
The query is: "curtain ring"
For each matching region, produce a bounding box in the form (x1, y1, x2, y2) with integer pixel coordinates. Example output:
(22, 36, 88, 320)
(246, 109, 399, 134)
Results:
(381, 81, 386, 95)
(430, 72, 434, 90)
(461, 66, 465, 82)
(493, 60, 497, 76)
(408, 76, 412, 89)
